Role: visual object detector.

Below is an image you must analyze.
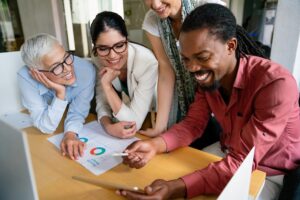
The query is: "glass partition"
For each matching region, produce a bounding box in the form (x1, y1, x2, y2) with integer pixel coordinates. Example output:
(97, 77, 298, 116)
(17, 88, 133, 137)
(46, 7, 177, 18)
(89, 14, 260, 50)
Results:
(63, 0, 124, 57)
(0, 0, 24, 52)
(242, 0, 278, 58)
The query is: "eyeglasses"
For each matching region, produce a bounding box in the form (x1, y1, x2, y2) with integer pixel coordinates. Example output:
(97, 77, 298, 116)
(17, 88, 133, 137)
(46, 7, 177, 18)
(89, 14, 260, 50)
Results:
(93, 40, 128, 57)
(38, 52, 74, 76)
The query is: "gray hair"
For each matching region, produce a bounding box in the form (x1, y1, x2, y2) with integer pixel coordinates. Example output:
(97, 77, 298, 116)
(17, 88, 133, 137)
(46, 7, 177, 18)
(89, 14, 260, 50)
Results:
(20, 33, 59, 69)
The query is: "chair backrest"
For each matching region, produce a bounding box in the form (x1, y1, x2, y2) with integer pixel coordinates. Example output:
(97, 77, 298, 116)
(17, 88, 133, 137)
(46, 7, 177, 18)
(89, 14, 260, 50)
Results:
(0, 51, 25, 115)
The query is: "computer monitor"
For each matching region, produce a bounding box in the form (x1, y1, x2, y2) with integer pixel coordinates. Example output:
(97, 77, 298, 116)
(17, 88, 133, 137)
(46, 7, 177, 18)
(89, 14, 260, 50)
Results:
(0, 119, 39, 200)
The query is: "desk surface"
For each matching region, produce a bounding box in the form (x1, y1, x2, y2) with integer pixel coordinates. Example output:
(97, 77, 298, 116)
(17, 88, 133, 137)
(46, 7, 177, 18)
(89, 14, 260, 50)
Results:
(24, 114, 265, 200)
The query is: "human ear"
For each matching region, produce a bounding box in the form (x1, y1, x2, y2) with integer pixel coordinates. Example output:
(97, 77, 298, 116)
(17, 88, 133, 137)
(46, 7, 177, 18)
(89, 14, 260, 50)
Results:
(227, 38, 237, 55)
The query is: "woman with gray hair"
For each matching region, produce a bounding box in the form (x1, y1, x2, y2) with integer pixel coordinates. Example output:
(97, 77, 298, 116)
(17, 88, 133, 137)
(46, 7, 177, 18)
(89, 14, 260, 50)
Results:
(18, 33, 96, 160)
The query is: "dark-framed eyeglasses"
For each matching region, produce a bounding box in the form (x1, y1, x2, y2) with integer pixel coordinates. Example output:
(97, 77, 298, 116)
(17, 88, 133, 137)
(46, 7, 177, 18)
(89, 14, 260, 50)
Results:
(38, 51, 74, 76)
(93, 40, 128, 57)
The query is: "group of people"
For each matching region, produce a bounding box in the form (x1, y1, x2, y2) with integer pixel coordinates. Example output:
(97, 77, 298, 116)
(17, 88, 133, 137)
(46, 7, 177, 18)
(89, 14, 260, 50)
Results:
(17, 0, 300, 200)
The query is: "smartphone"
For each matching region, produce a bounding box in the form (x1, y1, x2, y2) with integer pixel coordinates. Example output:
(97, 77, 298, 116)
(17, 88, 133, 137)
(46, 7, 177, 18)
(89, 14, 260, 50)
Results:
(72, 176, 144, 193)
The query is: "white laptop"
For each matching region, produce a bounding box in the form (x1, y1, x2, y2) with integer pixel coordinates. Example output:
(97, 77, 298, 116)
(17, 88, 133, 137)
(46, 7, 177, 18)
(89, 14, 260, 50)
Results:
(0, 119, 39, 200)
(217, 147, 256, 200)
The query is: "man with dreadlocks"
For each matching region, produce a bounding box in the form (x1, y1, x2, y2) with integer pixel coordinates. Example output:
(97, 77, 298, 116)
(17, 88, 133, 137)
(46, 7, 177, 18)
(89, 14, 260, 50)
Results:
(118, 3, 300, 200)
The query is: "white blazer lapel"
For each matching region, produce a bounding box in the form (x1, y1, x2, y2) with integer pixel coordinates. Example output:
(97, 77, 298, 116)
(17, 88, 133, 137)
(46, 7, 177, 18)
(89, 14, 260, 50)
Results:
(126, 43, 136, 98)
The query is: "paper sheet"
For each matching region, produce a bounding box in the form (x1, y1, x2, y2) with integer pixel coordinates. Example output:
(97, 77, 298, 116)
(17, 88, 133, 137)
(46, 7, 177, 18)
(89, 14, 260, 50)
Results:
(48, 121, 139, 175)
(217, 147, 255, 200)
(0, 112, 33, 129)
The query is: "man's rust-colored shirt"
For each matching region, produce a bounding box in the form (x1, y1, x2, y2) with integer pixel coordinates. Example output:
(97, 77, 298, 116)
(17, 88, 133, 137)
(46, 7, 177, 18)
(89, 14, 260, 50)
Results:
(162, 55, 300, 197)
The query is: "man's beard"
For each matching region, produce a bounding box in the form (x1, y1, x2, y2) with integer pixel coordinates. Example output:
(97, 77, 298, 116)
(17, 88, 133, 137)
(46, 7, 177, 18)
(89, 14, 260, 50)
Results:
(191, 70, 221, 91)
(198, 80, 221, 91)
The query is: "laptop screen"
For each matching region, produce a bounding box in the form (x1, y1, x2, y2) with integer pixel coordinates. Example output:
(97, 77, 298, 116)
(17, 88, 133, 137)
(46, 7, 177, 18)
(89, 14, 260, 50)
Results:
(0, 119, 39, 200)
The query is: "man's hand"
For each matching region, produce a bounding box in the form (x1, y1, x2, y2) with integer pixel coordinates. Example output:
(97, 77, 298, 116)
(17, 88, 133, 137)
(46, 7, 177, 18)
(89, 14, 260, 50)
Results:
(29, 68, 66, 100)
(99, 67, 120, 86)
(122, 139, 161, 169)
(117, 179, 186, 200)
(105, 121, 137, 139)
(60, 131, 86, 160)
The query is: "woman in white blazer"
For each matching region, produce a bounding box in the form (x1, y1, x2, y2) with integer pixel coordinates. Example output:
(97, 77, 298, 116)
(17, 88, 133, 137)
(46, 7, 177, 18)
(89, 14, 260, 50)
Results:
(90, 11, 158, 138)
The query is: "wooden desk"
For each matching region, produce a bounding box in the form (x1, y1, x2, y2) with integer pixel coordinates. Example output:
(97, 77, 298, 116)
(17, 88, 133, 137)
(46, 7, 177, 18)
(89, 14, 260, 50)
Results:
(24, 114, 265, 200)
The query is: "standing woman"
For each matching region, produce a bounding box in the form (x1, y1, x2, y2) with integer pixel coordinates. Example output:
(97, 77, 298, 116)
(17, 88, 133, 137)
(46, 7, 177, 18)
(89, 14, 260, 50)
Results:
(91, 11, 158, 138)
(140, 0, 226, 137)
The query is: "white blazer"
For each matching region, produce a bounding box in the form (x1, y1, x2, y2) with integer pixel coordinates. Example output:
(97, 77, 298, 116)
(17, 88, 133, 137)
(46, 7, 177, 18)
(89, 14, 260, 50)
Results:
(95, 42, 158, 130)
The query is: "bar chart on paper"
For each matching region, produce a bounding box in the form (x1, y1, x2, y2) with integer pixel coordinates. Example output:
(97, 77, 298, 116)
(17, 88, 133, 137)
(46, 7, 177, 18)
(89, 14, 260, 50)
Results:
(48, 121, 139, 175)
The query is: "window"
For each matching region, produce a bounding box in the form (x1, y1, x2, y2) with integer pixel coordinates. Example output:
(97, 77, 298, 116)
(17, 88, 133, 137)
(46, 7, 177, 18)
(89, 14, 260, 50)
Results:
(0, 0, 24, 52)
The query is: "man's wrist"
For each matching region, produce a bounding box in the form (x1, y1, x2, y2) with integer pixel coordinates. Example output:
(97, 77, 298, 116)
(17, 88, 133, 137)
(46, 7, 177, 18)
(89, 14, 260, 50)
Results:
(150, 137, 167, 154)
(168, 179, 186, 199)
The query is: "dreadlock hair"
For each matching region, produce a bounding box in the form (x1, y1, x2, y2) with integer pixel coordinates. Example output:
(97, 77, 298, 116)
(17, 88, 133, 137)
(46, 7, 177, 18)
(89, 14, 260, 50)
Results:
(181, 3, 267, 59)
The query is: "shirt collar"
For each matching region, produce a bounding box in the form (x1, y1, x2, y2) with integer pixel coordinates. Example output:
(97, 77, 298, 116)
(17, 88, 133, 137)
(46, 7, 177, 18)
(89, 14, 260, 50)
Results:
(232, 56, 248, 89)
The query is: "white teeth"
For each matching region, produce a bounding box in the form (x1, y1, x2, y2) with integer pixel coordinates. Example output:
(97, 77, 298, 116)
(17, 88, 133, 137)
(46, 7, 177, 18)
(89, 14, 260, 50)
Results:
(195, 72, 209, 81)
(108, 59, 120, 64)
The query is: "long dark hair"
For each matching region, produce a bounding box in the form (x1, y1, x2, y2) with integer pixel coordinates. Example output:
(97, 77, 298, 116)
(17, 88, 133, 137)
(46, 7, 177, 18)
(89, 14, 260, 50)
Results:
(90, 11, 128, 56)
(181, 3, 266, 59)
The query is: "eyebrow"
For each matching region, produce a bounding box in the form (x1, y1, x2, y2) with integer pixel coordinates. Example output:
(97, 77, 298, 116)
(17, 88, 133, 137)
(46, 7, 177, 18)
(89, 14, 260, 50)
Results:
(95, 40, 127, 48)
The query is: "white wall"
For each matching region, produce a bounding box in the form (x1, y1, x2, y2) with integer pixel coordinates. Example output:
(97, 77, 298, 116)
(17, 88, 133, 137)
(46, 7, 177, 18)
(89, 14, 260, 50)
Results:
(16, 0, 67, 48)
(0, 51, 24, 114)
(230, 0, 245, 25)
(271, 0, 300, 89)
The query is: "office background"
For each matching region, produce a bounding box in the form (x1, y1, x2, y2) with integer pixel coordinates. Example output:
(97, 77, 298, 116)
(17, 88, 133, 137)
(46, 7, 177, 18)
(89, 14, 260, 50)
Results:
(0, 0, 299, 115)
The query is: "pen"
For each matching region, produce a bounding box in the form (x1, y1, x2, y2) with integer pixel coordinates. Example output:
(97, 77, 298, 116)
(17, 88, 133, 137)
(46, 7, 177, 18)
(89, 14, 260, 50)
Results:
(111, 152, 129, 157)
